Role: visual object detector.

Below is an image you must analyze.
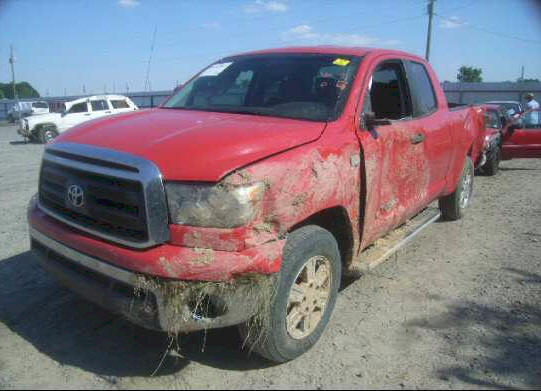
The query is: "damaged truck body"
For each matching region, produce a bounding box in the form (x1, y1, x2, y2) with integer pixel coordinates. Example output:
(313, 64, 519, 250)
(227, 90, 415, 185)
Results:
(28, 47, 484, 362)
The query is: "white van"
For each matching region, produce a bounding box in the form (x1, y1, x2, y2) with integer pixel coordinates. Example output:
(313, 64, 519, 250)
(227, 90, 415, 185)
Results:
(7, 101, 49, 122)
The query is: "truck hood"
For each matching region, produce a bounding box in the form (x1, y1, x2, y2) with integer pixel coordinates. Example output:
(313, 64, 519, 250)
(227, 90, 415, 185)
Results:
(28, 112, 61, 124)
(55, 108, 326, 181)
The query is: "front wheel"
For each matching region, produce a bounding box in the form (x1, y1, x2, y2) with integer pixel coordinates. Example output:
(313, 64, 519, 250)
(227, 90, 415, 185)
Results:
(240, 225, 341, 362)
(439, 156, 474, 221)
(39, 126, 58, 144)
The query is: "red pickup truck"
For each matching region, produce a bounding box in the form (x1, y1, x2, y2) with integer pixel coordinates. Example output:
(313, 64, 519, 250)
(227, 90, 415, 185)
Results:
(28, 47, 484, 362)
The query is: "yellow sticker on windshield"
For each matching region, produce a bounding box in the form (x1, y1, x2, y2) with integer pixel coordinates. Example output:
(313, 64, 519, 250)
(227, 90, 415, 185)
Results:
(333, 58, 351, 66)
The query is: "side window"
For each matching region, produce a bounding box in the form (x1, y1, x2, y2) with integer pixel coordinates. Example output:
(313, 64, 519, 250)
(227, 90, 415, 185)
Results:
(90, 100, 109, 111)
(110, 99, 130, 109)
(405, 61, 437, 117)
(485, 111, 501, 129)
(68, 102, 88, 113)
(366, 61, 412, 120)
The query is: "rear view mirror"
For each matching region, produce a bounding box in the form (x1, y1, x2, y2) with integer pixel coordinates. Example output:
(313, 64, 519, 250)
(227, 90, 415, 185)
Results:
(363, 111, 391, 131)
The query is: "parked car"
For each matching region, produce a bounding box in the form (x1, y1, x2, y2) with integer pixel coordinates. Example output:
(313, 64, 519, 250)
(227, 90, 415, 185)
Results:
(28, 47, 485, 362)
(475, 104, 507, 176)
(18, 94, 138, 143)
(7, 100, 49, 122)
(486, 100, 524, 126)
(501, 108, 541, 160)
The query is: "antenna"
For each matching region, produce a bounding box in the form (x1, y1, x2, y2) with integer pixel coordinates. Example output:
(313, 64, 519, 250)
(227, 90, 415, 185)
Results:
(144, 25, 157, 92)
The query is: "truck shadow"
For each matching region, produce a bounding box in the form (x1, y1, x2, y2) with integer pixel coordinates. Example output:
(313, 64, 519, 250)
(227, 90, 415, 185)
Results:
(0, 251, 274, 379)
(404, 274, 541, 389)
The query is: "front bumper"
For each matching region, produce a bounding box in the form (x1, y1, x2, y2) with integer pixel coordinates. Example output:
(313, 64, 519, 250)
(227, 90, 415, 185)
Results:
(30, 227, 273, 332)
(28, 197, 283, 333)
(17, 120, 30, 137)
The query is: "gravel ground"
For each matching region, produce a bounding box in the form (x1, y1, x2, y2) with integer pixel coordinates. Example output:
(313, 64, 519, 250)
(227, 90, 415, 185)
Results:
(0, 122, 540, 389)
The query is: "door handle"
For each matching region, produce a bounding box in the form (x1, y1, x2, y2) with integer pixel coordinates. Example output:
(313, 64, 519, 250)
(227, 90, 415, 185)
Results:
(411, 133, 425, 144)
(84, 113, 91, 116)
(105, 111, 111, 114)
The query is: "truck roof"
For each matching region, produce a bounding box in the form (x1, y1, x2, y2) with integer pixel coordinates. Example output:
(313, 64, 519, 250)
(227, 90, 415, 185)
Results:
(225, 46, 426, 63)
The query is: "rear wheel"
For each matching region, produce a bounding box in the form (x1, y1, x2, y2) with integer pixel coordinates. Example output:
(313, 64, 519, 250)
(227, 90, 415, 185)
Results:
(240, 225, 341, 362)
(483, 147, 500, 176)
(39, 125, 58, 144)
(439, 156, 474, 221)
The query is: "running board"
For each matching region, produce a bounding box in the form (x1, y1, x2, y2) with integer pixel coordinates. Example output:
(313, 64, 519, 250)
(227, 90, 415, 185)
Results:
(357, 207, 441, 271)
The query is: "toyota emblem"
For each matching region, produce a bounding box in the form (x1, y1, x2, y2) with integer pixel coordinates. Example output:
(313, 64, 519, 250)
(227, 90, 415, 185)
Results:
(67, 184, 85, 208)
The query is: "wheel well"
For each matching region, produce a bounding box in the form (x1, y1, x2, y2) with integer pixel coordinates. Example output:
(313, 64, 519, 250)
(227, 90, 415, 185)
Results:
(33, 123, 57, 136)
(289, 206, 354, 268)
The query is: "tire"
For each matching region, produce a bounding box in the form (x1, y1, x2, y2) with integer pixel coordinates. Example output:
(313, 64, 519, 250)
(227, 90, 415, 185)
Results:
(240, 225, 341, 362)
(39, 125, 58, 144)
(482, 147, 500, 176)
(439, 156, 474, 221)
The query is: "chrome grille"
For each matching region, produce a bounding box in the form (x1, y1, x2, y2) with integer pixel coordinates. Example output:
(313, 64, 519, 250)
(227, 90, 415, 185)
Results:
(38, 142, 170, 248)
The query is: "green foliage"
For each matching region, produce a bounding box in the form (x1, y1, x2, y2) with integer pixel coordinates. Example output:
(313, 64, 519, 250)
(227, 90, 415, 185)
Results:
(457, 66, 483, 83)
(517, 78, 540, 83)
(0, 82, 40, 99)
(0, 89, 5, 99)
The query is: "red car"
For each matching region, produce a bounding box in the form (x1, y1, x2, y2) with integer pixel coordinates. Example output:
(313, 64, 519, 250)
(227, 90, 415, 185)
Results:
(502, 108, 541, 160)
(28, 47, 485, 362)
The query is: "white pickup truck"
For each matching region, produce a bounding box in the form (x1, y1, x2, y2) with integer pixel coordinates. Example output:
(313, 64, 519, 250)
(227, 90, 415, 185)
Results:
(18, 94, 138, 143)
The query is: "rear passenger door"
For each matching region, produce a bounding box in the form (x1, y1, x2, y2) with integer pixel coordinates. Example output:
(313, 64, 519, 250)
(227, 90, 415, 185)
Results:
(109, 98, 134, 114)
(89, 99, 112, 120)
(404, 60, 452, 200)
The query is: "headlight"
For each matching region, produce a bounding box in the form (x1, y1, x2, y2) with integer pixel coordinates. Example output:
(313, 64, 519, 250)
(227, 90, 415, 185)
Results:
(165, 182, 265, 228)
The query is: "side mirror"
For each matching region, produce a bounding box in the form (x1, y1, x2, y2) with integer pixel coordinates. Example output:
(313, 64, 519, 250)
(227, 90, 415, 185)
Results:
(363, 111, 391, 131)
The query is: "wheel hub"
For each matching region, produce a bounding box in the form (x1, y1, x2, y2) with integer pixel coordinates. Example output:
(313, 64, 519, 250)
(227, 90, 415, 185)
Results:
(286, 255, 332, 339)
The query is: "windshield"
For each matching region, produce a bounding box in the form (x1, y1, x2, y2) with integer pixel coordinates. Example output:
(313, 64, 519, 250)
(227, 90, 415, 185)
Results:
(163, 54, 361, 121)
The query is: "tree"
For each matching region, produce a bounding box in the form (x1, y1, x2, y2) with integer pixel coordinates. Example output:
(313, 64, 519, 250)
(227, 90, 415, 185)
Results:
(0, 89, 4, 99)
(517, 77, 540, 83)
(0, 82, 40, 99)
(457, 66, 483, 83)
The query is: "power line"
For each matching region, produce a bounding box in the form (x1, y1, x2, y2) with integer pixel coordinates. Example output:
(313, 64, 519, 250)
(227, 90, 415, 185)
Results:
(435, 13, 541, 45)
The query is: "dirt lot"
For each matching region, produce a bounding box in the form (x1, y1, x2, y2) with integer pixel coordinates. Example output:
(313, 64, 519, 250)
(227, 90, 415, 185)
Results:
(0, 122, 540, 389)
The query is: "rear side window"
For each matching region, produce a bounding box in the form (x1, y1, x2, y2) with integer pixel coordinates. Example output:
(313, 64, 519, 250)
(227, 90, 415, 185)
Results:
(405, 61, 437, 117)
(91, 100, 109, 111)
(110, 99, 130, 109)
(68, 102, 88, 113)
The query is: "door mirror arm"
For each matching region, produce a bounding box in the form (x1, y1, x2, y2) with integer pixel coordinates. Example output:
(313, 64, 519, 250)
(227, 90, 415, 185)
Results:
(362, 111, 391, 138)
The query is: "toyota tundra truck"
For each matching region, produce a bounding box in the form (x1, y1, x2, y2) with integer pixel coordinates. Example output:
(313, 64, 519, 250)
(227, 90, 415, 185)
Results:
(28, 47, 484, 362)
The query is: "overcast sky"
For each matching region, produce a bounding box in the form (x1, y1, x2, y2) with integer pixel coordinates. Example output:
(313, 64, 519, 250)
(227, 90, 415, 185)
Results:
(1, 0, 541, 96)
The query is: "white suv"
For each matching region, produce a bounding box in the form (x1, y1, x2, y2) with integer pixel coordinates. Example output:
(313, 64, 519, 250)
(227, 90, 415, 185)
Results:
(8, 100, 50, 122)
(18, 95, 138, 143)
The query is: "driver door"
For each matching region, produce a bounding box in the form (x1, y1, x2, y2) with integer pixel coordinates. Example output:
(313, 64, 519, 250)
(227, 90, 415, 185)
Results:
(358, 59, 430, 244)
(61, 101, 91, 131)
(502, 110, 541, 159)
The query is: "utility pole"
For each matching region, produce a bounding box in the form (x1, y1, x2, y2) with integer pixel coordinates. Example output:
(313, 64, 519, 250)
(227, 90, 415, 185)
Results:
(520, 65, 525, 82)
(9, 45, 18, 101)
(425, 0, 436, 61)
(144, 25, 157, 92)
